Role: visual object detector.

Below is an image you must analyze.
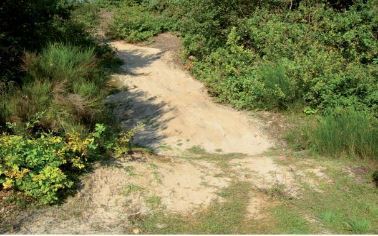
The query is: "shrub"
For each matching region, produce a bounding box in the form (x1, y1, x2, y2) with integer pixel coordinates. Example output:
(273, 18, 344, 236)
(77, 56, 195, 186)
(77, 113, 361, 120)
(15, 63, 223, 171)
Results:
(113, 123, 144, 158)
(0, 1, 122, 206)
(71, 2, 100, 34)
(107, 4, 173, 42)
(0, 124, 106, 204)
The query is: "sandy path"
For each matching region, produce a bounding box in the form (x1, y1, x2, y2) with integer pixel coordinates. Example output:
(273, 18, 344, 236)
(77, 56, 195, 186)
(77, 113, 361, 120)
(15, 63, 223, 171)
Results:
(107, 40, 273, 155)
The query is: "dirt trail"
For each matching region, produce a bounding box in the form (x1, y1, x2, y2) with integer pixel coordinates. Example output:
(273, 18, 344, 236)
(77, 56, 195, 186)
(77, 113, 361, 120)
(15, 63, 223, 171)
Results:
(107, 39, 273, 155)
(7, 35, 329, 234)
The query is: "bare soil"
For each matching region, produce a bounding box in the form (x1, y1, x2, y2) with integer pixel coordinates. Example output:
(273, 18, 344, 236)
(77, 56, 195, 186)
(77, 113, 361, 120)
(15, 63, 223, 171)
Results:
(107, 38, 273, 156)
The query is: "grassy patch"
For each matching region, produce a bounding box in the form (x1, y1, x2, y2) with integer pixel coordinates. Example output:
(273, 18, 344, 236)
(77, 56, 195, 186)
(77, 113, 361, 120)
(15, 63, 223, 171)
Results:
(136, 181, 251, 234)
(124, 184, 144, 196)
(272, 157, 378, 234)
(270, 205, 311, 233)
(301, 168, 377, 233)
(287, 108, 378, 159)
(186, 145, 207, 155)
(148, 163, 162, 183)
(145, 195, 161, 209)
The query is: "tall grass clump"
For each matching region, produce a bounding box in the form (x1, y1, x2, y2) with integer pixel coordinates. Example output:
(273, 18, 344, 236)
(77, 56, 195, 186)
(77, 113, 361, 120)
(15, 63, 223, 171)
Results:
(25, 43, 97, 83)
(288, 108, 378, 159)
(0, 43, 109, 134)
(310, 109, 377, 159)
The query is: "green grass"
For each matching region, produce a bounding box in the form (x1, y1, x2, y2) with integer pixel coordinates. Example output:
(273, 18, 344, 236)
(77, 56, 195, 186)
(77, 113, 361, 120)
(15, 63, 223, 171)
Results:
(145, 195, 162, 209)
(307, 172, 377, 233)
(25, 43, 97, 83)
(270, 205, 311, 233)
(276, 158, 378, 234)
(311, 109, 377, 159)
(1, 43, 111, 134)
(127, 152, 378, 234)
(287, 108, 378, 160)
(124, 184, 144, 196)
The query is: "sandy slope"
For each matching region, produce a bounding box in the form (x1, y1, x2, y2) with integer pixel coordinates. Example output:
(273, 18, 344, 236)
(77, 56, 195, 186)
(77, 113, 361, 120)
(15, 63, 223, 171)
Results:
(107, 40, 273, 155)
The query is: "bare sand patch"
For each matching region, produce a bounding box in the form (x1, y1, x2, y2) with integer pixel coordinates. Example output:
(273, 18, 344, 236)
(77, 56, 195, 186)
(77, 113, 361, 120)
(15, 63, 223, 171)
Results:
(107, 39, 273, 156)
(126, 158, 230, 214)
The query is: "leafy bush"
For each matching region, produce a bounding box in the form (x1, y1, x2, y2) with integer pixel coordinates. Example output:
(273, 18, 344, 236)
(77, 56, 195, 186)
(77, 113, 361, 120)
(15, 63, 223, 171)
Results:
(191, 1, 377, 112)
(0, 124, 106, 204)
(107, 4, 173, 42)
(113, 123, 144, 158)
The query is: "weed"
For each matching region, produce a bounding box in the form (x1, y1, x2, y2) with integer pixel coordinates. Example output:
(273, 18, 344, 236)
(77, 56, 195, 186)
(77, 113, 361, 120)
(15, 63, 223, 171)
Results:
(270, 205, 311, 233)
(124, 184, 144, 196)
(346, 218, 371, 233)
(187, 145, 207, 155)
(149, 163, 162, 183)
(146, 195, 161, 209)
(124, 165, 137, 177)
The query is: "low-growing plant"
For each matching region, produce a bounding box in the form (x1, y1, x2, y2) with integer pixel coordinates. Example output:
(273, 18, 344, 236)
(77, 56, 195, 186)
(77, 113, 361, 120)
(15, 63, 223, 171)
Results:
(113, 123, 145, 158)
(0, 124, 106, 204)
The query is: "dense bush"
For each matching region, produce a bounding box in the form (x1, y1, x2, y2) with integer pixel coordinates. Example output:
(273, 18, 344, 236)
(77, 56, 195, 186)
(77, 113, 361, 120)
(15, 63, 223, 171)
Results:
(0, 0, 123, 204)
(107, 3, 174, 42)
(192, 1, 377, 112)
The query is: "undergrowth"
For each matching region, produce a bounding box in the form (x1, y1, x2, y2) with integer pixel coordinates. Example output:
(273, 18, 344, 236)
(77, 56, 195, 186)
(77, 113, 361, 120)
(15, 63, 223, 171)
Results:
(0, 0, 125, 205)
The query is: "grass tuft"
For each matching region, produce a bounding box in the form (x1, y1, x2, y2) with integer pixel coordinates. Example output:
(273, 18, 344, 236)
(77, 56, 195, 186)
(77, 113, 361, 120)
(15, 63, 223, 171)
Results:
(287, 108, 377, 159)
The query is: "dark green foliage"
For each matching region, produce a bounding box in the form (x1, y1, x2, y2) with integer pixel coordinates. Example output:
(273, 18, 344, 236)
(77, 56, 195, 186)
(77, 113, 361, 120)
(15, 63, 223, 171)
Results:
(107, 4, 172, 42)
(0, 0, 73, 83)
(373, 171, 378, 187)
(192, 1, 377, 112)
